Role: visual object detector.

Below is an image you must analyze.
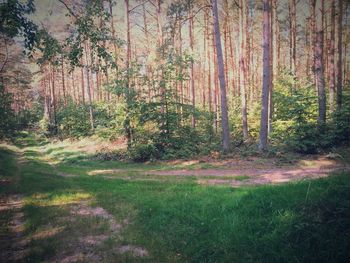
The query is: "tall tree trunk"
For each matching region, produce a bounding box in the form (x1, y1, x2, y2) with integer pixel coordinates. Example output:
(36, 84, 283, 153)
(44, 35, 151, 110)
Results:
(259, 0, 271, 152)
(268, 0, 275, 135)
(189, 4, 195, 128)
(336, 0, 343, 109)
(124, 0, 132, 148)
(205, 11, 212, 114)
(84, 43, 94, 130)
(289, 0, 296, 75)
(211, 0, 230, 152)
(109, 0, 119, 70)
(329, 0, 336, 112)
(61, 57, 66, 105)
(239, 0, 249, 140)
(311, 0, 317, 87)
(213, 34, 219, 132)
(80, 65, 85, 103)
(50, 64, 57, 129)
(313, 0, 327, 123)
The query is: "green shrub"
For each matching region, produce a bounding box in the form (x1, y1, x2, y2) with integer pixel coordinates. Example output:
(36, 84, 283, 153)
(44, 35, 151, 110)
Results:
(0, 84, 16, 138)
(129, 143, 159, 162)
(56, 101, 91, 138)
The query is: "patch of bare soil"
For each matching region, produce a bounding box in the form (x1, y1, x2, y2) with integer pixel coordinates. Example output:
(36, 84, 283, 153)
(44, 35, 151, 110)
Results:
(70, 202, 122, 233)
(56, 172, 78, 178)
(52, 201, 148, 262)
(116, 245, 149, 257)
(147, 157, 350, 186)
(88, 169, 124, 176)
(0, 194, 29, 263)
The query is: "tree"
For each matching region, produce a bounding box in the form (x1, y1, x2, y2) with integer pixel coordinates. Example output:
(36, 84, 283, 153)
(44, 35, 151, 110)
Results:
(259, 0, 271, 151)
(289, 0, 297, 75)
(211, 0, 230, 152)
(336, 0, 343, 109)
(329, 0, 336, 112)
(239, 0, 249, 140)
(312, 0, 327, 123)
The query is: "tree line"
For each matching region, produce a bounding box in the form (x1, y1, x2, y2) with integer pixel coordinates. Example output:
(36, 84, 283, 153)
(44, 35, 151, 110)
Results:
(1, 0, 349, 158)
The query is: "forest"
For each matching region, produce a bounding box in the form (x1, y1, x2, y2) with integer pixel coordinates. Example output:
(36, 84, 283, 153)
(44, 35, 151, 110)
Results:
(1, 0, 350, 262)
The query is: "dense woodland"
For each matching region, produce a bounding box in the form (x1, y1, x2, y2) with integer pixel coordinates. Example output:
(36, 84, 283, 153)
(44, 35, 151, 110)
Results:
(1, 0, 350, 160)
(2, 1, 350, 262)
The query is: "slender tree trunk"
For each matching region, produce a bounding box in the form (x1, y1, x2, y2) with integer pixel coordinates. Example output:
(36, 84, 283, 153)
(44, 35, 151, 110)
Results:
(124, 0, 132, 148)
(336, 0, 343, 109)
(239, 0, 249, 140)
(80, 65, 85, 103)
(61, 57, 66, 105)
(268, 0, 274, 135)
(213, 35, 218, 132)
(290, 0, 296, 75)
(50, 64, 57, 129)
(245, 0, 251, 90)
(259, 0, 271, 152)
(189, 4, 195, 128)
(71, 70, 77, 103)
(211, 0, 230, 152)
(109, 0, 118, 70)
(205, 11, 212, 114)
(313, 0, 327, 123)
(329, 0, 336, 112)
(84, 43, 94, 130)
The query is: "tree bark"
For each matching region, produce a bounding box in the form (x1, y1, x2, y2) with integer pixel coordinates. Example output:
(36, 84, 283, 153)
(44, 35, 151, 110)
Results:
(329, 0, 336, 112)
(314, 2, 327, 124)
(336, 0, 343, 109)
(239, 0, 249, 140)
(124, 0, 132, 149)
(61, 57, 67, 105)
(289, 0, 296, 75)
(259, 0, 271, 152)
(189, 4, 195, 128)
(84, 42, 94, 130)
(211, 0, 230, 152)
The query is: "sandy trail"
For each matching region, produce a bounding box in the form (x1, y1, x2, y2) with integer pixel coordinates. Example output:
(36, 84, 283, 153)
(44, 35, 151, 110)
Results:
(145, 157, 350, 186)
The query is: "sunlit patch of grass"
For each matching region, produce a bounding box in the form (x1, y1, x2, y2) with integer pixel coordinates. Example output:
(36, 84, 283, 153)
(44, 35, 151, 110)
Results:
(26, 192, 92, 207)
(193, 175, 250, 181)
(31, 226, 66, 240)
(275, 210, 296, 223)
(299, 159, 317, 167)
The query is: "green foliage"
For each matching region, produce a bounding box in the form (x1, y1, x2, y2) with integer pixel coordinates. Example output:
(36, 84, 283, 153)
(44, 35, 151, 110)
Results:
(0, 0, 37, 51)
(55, 100, 91, 138)
(93, 101, 125, 140)
(0, 84, 16, 138)
(129, 143, 159, 162)
(16, 101, 43, 129)
(271, 72, 350, 153)
(271, 72, 318, 143)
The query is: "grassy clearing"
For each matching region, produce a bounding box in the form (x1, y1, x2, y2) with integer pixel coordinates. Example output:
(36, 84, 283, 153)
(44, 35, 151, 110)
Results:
(1, 134, 350, 262)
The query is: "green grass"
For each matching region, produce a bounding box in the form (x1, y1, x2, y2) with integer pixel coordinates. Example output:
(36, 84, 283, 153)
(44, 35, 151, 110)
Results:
(1, 133, 350, 262)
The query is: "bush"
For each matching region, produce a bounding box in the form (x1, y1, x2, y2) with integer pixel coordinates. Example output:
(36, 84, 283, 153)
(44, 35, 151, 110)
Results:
(56, 101, 91, 138)
(129, 143, 159, 162)
(0, 84, 16, 138)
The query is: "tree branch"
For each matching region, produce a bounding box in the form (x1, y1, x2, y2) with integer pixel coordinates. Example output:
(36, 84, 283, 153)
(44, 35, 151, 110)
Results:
(129, 0, 151, 13)
(57, 0, 79, 19)
(181, 5, 212, 25)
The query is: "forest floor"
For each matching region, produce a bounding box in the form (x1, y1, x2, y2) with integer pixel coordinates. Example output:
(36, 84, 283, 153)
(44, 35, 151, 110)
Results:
(1, 132, 350, 262)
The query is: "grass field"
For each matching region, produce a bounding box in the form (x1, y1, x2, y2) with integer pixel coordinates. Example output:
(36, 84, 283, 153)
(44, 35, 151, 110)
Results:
(1, 133, 350, 262)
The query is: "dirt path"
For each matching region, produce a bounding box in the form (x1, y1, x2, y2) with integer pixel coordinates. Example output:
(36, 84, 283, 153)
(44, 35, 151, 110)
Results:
(0, 151, 28, 263)
(146, 157, 350, 186)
